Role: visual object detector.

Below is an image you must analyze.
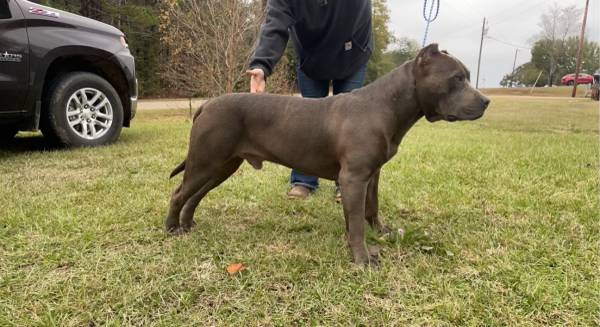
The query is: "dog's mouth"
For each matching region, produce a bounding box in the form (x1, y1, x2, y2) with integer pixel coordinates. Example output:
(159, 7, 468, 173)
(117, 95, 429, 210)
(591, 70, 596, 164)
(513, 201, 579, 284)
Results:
(445, 112, 485, 122)
(426, 114, 443, 122)
(466, 112, 485, 120)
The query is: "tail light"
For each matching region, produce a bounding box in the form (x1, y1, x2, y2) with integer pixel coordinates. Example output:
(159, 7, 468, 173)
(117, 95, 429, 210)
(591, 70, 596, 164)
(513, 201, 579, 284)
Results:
(120, 36, 129, 48)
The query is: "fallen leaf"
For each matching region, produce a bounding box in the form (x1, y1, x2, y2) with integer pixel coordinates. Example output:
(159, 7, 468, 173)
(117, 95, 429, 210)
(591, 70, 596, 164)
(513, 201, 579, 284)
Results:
(226, 263, 246, 275)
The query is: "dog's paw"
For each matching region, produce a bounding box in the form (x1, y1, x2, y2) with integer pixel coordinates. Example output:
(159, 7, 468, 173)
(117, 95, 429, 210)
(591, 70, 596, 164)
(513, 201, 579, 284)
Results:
(353, 256, 380, 268)
(376, 224, 393, 235)
(165, 220, 180, 234)
(166, 226, 182, 235)
(179, 220, 196, 232)
(165, 222, 194, 236)
(353, 246, 380, 268)
(170, 227, 193, 235)
(367, 245, 381, 267)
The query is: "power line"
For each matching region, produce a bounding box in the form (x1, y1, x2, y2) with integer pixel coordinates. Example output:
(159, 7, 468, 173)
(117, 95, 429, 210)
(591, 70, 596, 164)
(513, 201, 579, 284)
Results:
(442, 0, 548, 38)
(457, 0, 486, 18)
(487, 0, 548, 27)
(486, 35, 532, 50)
(437, 19, 484, 40)
(443, 0, 481, 20)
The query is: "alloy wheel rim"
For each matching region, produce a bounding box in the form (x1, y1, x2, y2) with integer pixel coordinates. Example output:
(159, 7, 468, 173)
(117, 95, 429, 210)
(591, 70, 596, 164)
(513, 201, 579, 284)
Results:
(66, 88, 113, 140)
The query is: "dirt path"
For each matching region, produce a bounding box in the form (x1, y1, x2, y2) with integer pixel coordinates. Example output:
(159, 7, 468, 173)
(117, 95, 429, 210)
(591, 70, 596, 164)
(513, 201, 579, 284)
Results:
(489, 95, 593, 101)
(138, 98, 207, 110)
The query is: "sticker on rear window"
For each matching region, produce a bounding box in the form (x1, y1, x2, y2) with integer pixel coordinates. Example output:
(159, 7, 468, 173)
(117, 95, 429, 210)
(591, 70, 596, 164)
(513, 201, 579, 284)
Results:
(29, 7, 60, 18)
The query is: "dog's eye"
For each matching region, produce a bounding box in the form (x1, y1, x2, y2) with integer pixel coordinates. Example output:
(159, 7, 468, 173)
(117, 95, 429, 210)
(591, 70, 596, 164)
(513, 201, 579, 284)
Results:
(455, 75, 465, 82)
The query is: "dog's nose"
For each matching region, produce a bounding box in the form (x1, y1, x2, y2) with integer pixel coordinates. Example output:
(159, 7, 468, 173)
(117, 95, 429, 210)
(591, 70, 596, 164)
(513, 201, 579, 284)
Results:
(482, 97, 491, 109)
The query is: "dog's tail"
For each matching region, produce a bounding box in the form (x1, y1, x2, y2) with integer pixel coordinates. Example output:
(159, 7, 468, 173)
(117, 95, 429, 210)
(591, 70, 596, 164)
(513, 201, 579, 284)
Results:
(192, 100, 208, 121)
(169, 160, 185, 178)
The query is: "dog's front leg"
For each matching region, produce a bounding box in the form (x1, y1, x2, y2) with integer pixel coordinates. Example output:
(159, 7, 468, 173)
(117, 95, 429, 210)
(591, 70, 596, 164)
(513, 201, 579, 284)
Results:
(339, 172, 375, 266)
(365, 170, 391, 234)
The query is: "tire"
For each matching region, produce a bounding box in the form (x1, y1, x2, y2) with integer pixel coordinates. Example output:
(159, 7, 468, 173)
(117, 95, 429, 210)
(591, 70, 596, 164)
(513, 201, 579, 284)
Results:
(42, 72, 123, 147)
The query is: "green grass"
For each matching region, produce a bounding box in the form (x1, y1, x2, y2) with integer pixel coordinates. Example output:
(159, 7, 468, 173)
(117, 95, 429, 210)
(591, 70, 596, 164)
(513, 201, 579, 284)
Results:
(482, 86, 590, 97)
(1, 97, 598, 326)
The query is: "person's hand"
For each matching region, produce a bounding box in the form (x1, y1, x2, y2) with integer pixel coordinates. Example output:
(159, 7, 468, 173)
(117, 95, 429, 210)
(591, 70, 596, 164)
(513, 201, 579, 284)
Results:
(246, 68, 266, 93)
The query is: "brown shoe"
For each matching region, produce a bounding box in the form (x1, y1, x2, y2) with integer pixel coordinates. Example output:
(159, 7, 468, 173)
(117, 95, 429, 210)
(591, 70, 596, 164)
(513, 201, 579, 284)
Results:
(287, 185, 311, 199)
(335, 189, 342, 204)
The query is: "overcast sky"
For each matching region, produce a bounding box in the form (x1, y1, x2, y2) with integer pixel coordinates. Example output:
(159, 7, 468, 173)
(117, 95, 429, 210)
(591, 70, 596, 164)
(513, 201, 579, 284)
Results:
(387, 0, 600, 87)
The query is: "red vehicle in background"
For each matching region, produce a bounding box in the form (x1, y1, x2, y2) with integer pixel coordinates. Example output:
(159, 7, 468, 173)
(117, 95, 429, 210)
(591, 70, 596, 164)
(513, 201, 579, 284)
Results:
(561, 73, 594, 85)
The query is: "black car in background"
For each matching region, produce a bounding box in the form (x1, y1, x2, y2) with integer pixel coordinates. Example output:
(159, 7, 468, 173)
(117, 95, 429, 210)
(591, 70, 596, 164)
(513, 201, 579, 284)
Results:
(0, 0, 137, 146)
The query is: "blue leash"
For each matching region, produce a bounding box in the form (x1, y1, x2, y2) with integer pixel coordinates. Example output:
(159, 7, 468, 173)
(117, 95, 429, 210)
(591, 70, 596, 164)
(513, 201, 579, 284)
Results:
(422, 0, 440, 47)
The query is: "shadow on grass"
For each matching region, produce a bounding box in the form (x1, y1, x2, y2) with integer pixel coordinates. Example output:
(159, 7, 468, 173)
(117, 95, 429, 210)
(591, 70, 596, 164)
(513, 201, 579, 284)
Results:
(0, 130, 144, 156)
(0, 134, 62, 155)
(367, 225, 451, 257)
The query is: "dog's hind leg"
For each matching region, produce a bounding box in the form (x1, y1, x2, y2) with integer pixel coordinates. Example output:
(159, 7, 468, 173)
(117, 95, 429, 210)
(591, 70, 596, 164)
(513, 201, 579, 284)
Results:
(165, 161, 218, 234)
(178, 157, 244, 231)
(365, 170, 391, 234)
(165, 171, 215, 234)
(165, 183, 185, 233)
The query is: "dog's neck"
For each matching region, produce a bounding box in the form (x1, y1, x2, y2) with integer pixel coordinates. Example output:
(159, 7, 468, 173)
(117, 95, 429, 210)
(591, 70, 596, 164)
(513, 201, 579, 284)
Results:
(356, 61, 425, 144)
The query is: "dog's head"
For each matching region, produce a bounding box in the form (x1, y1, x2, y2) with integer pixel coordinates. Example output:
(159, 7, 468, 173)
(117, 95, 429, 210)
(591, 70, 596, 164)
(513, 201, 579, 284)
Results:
(413, 44, 490, 122)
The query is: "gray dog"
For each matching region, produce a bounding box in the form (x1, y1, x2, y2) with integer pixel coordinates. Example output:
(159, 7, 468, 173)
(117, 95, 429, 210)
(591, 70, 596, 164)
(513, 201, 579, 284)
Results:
(166, 44, 490, 266)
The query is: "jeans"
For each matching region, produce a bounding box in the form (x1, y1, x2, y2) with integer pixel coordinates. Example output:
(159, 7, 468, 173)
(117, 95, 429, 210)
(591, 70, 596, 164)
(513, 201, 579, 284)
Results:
(290, 64, 367, 191)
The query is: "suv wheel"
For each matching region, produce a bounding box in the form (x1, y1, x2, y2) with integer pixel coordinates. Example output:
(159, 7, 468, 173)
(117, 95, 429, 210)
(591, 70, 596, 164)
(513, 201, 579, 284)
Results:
(43, 72, 123, 146)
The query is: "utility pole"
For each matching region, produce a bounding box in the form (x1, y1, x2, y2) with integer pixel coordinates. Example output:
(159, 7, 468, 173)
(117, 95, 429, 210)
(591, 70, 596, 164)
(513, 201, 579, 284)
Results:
(572, 0, 590, 98)
(510, 48, 519, 88)
(476, 17, 487, 89)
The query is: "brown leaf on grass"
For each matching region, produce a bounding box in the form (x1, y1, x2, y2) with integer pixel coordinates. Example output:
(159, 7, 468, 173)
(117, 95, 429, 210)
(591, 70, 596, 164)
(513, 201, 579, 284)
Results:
(226, 263, 246, 275)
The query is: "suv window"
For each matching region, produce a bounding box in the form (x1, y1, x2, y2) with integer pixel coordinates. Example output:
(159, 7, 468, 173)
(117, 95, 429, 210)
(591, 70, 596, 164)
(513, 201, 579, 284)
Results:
(0, 0, 11, 19)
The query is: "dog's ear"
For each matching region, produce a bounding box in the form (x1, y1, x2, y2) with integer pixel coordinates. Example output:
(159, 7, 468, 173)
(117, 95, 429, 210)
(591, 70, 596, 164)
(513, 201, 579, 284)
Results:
(416, 43, 440, 66)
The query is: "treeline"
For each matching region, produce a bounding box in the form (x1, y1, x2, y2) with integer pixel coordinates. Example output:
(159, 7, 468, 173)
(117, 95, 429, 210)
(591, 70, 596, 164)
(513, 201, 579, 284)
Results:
(501, 4, 599, 87)
(36, 0, 416, 97)
(502, 37, 599, 87)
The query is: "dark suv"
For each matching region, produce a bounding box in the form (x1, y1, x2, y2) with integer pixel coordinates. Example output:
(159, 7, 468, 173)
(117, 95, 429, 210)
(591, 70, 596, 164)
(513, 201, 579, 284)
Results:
(0, 0, 137, 146)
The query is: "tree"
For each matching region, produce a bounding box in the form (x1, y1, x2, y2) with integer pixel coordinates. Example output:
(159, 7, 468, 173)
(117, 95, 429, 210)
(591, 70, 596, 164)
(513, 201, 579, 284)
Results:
(562, 37, 600, 75)
(534, 3, 582, 86)
(500, 62, 546, 87)
(382, 37, 420, 68)
(530, 37, 599, 86)
(501, 37, 599, 87)
(160, 0, 294, 98)
(364, 0, 394, 84)
(160, 0, 261, 97)
(101, 0, 160, 96)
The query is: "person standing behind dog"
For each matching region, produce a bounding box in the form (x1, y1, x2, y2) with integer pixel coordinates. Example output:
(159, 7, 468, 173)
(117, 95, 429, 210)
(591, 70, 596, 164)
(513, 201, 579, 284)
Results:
(247, 0, 373, 201)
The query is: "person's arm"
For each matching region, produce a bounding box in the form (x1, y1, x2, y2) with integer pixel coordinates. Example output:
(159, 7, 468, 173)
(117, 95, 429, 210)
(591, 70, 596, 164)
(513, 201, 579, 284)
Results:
(247, 0, 294, 93)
